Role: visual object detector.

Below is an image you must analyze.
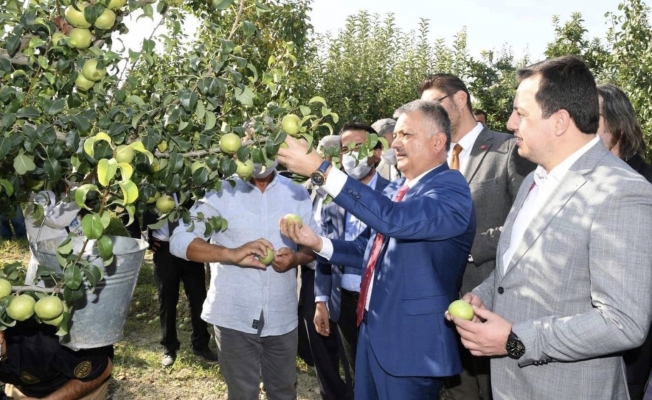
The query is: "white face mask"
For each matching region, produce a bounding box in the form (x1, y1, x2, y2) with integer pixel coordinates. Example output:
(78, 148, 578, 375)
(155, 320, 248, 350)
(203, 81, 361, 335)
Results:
(252, 159, 278, 179)
(342, 152, 372, 180)
(381, 148, 398, 166)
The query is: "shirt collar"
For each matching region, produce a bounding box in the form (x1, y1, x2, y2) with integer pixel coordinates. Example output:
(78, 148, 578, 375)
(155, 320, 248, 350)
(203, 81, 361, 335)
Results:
(405, 162, 445, 188)
(453, 122, 484, 152)
(533, 136, 600, 186)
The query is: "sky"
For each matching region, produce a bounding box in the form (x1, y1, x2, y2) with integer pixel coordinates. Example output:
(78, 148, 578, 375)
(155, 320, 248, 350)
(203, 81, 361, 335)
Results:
(119, 0, 623, 62)
(308, 0, 621, 61)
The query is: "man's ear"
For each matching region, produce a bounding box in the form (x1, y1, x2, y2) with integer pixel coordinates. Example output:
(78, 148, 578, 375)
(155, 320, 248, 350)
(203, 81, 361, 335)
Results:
(554, 109, 572, 137)
(454, 90, 468, 111)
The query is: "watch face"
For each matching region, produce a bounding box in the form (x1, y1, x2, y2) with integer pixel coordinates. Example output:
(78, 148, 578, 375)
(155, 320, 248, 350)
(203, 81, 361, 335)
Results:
(311, 172, 325, 186)
(507, 337, 526, 358)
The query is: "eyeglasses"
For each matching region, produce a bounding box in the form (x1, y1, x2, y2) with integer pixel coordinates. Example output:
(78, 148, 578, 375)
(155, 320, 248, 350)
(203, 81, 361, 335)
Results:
(436, 94, 450, 102)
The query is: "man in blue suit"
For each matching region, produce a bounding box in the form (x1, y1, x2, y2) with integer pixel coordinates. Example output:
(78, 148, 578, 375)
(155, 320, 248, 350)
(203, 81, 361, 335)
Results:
(313, 123, 390, 399)
(278, 99, 476, 399)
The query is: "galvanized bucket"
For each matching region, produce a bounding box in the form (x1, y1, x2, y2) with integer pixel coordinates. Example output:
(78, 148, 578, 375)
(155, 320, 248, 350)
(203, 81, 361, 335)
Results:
(33, 236, 148, 350)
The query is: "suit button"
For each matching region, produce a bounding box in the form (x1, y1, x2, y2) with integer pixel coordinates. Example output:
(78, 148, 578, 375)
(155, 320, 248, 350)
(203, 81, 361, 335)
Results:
(497, 287, 505, 294)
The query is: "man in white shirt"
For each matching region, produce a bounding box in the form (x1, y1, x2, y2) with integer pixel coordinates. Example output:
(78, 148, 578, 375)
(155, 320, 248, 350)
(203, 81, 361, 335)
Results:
(448, 55, 652, 400)
(170, 162, 318, 400)
(420, 73, 534, 400)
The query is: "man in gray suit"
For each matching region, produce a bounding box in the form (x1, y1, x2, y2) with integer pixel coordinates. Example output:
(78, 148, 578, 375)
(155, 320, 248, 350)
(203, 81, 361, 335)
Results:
(420, 73, 535, 400)
(449, 55, 652, 399)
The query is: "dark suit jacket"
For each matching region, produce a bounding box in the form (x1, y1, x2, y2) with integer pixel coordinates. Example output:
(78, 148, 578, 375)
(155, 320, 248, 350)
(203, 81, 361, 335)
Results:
(325, 164, 476, 377)
(314, 174, 389, 322)
(461, 127, 535, 294)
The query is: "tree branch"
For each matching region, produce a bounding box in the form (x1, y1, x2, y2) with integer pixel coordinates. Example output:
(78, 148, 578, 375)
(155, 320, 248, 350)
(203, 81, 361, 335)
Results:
(12, 286, 56, 294)
(0, 49, 29, 66)
(228, 0, 247, 40)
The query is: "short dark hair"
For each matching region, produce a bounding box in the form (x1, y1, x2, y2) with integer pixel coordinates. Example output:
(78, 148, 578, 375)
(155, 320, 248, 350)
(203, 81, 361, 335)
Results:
(417, 73, 473, 113)
(393, 100, 451, 151)
(597, 83, 646, 160)
(516, 55, 599, 134)
(340, 122, 382, 150)
(473, 109, 487, 118)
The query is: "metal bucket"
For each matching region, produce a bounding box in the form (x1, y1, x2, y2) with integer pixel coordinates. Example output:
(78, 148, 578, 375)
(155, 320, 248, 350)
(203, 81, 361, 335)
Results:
(33, 236, 148, 350)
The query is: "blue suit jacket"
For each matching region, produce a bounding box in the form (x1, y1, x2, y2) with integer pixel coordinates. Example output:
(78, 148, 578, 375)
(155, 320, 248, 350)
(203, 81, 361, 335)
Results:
(325, 163, 475, 377)
(315, 174, 390, 322)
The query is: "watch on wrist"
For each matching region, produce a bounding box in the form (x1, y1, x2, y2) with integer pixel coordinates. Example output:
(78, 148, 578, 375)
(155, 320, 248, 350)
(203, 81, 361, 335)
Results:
(310, 160, 331, 186)
(506, 330, 525, 359)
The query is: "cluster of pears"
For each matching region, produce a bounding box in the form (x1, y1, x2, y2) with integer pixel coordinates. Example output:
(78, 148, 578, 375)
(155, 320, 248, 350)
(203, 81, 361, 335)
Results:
(55, 0, 127, 91)
(0, 279, 66, 327)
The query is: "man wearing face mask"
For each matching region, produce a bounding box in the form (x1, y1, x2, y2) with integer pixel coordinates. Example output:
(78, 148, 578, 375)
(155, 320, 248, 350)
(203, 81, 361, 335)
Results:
(170, 154, 319, 400)
(371, 118, 401, 181)
(311, 123, 389, 399)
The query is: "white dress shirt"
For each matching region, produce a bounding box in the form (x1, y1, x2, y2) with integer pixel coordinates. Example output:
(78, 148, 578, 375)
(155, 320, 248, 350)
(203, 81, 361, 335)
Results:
(447, 122, 484, 174)
(502, 136, 600, 274)
(316, 164, 442, 311)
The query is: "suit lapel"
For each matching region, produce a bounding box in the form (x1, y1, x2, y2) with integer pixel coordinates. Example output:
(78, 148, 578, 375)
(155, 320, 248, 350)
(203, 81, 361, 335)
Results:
(503, 172, 586, 275)
(496, 173, 533, 279)
(502, 141, 607, 277)
(464, 128, 493, 183)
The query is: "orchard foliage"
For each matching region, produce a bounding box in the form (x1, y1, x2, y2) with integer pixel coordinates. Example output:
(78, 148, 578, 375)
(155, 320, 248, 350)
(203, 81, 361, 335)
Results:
(0, 0, 335, 332)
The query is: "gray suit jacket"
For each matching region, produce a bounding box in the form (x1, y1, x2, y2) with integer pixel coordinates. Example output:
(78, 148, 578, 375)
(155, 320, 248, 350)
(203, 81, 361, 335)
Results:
(460, 128, 535, 294)
(474, 141, 652, 400)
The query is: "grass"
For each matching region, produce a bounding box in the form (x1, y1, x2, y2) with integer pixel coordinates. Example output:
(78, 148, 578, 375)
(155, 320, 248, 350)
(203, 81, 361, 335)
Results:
(0, 238, 321, 400)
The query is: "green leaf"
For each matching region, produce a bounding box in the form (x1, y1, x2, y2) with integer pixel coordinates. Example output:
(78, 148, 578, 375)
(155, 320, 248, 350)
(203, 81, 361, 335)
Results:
(242, 21, 256, 36)
(44, 99, 66, 115)
(128, 142, 154, 163)
(168, 152, 184, 173)
(117, 162, 133, 181)
(44, 158, 62, 181)
(309, 96, 327, 106)
(57, 236, 73, 255)
(64, 264, 83, 290)
(127, 95, 145, 108)
(83, 137, 96, 158)
(16, 107, 40, 119)
(0, 136, 12, 159)
(147, 218, 167, 230)
(100, 211, 111, 229)
(299, 106, 311, 117)
(81, 214, 104, 240)
(234, 87, 255, 107)
(213, 0, 235, 10)
(96, 235, 113, 260)
(97, 158, 118, 187)
(74, 184, 98, 210)
(119, 180, 139, 204)
(179, 89, 198, 112)
(0, 179, 13, 196)
(205, 112, 217, 130)
(13, 154, 36, 175)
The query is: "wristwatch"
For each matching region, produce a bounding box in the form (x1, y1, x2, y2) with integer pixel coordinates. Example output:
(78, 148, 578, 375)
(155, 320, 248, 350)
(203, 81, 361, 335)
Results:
(310, 160, 331, 186)
(505, 330, 525, 359)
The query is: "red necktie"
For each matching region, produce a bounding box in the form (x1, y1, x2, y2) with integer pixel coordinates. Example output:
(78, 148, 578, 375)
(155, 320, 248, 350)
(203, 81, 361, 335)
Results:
(356, 184, 410, 326)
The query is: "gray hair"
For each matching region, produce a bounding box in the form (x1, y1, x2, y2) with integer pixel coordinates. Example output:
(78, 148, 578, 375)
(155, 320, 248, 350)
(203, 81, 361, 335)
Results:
(393, 100, 451, 151)
(371, 118, 396, 139)
(317, 135, 341, 152)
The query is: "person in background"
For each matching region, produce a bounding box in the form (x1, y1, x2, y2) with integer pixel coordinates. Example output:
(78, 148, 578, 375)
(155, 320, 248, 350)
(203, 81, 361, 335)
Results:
(144, 197, 217, 368)
(473, 109, 488, 127)
(0, 204, 27, 240)
(371, 118, 401, 181)
(597, 83, 652, 400)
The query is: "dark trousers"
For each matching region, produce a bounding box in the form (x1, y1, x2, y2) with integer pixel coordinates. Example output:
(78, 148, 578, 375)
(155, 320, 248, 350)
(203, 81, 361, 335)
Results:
(153, 242, 210, 352)
(339, 288, 359, 379)
(0, 205, 26, 239)
(300, 267, 353, 400)
(355, 321, 443, 400)
(626, 321, 652, 400)
(444, 345, 492, 400)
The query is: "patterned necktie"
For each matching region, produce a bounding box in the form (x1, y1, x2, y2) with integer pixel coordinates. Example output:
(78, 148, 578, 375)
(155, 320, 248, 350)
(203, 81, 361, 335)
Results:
(450, 144, 463, 170)
(356, 184, 410, 326)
